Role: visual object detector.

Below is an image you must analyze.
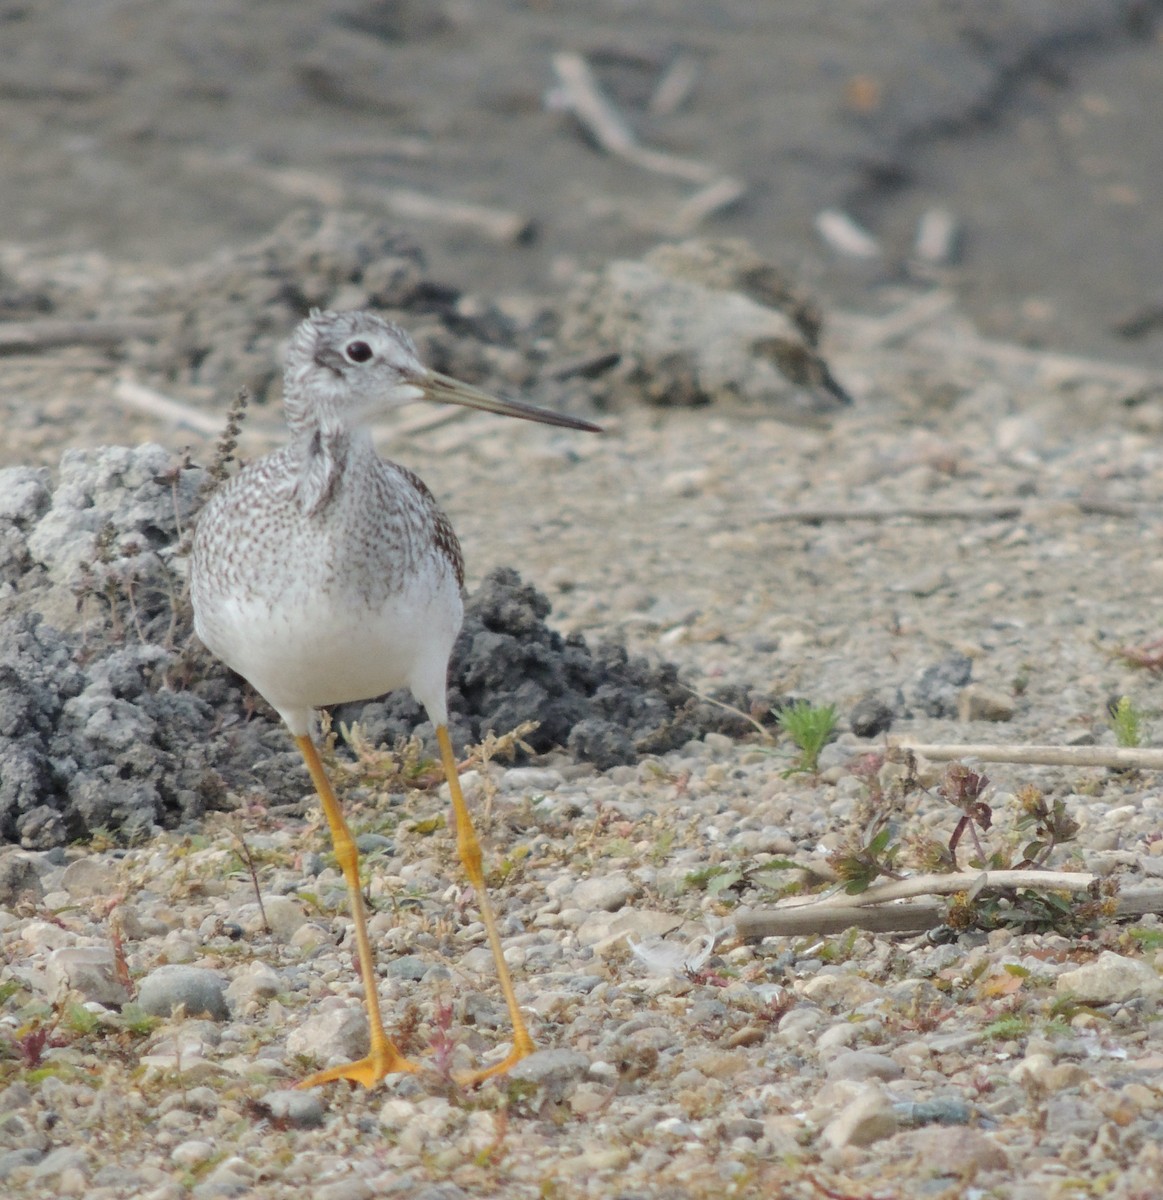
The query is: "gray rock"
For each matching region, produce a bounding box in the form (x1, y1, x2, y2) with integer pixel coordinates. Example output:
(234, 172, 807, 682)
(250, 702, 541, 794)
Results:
(137, 965, 230, 1020)
(894, 1097, 973, 1126)
(285, 1006, 369, 1066)
(824, 1050, 904, 1083)
(508, 1048, 590, 1111)
(849, 694, 895, 738)
(957, 684, 1016, 723)
(0, 850, 44, 904)
(224, 961, 282, 1009)
(1057, 951, 1163, 1004)
(897, 1125, 1007, 1172)
(260, 1089, 326, 1129)
(0, 1148, 45, 1180)
(912, 654, 973, 718)
(0, 466, 51, 527)
(571, 871, 635, 912)
(822, 1085, 899, 1148)
(45, 945, 132, 1007)
(383, 955, 429, 981)
(60, 855, 115, 898)
(29, 1146, 88, 1181)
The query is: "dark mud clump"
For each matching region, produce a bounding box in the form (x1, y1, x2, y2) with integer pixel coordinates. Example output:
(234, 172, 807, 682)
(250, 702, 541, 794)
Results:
(336, 566, 773, 771)
(0, 449, 774, 850)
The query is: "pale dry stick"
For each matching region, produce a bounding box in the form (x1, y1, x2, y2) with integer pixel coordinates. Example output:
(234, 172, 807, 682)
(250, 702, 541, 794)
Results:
(368, 187, 536, 245)
(755, 496, 1135, 525)
(184, 150, 535, 245)
(0, 317, 166, 354)
(323, 134, 434, 161)
(815, 868, 1097, 909)
(756, 501, 1024, 524)
(736, 886, 1163, 940)
(550, 51, 737, 188)
(649, 52, 702, 116)
(837, 290, 958, 350)
(890, 742, 1163, 771)
(911, 324, 1163, 392)
(672, 177, 749, 233)
(113, 376, 226, 438)
(736, 902, 943, 938)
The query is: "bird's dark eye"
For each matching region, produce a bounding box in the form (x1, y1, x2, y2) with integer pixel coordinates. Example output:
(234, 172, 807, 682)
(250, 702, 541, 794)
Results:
(345, 340, 373, 363)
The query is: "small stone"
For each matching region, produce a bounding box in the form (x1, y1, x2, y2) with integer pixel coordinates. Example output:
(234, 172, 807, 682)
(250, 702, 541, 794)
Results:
(825, 1051, 904, 1083)
(317, 1179, 374, 1200)
(237, 895, 307, 941)
(572, 872, 635, 912)
(1010, 1052, 1054, 1086)
(822, 1085, 899, 1148)
(286, 1006, 369, 1067)
(848, 695, 894, 738)
(137, 965, 230, 1021)
(893, 1098, 972, 1127)
(45, 946, 132, 1007)
(171, 1140, 215, 1169)
(1057, 951, 1163, 1004)
(260, 1090, 326, 1129)
(60, 856, 114, 898)
(912, 654, 972, 719)
(225, 961, 283, 1008)
(957, 684, 1015, 723)
(0, 1148, 45, 1179)
(507, 1049, 590, 1110)
(0, 851, 45, 904)
(383, 955, 429, 981)
(900, 1125, 1007, 1172)
(29, 1146, 88, 1181)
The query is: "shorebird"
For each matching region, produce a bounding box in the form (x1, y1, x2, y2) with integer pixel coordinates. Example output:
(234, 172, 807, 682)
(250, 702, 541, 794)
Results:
(190, 308, 599, 1088)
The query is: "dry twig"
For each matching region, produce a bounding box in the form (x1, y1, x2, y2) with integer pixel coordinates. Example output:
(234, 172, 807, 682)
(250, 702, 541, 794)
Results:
(0, 317, 166, 354)
(890, 741, 1163, 771)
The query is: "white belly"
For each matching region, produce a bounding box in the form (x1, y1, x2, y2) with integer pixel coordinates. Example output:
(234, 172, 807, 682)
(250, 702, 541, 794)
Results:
(195, 565, 463, 736)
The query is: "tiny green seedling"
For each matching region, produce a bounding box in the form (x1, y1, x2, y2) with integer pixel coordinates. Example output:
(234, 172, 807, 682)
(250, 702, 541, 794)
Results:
(776, 700, 838, 774)
(1109, 695, 1143, 748)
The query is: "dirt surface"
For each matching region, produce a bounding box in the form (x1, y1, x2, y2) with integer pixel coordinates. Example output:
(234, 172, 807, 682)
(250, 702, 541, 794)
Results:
(2, 0, 1162, 366)
(2, 5, 1163, 1200)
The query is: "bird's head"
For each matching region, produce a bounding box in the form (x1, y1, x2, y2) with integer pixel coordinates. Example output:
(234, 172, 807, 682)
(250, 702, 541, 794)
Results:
(283, 308, 601, 437)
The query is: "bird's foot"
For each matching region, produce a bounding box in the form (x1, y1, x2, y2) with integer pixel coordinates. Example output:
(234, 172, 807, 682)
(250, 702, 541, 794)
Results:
(296, 1046, 421, 1090)
(454, 1031, 535, 1089)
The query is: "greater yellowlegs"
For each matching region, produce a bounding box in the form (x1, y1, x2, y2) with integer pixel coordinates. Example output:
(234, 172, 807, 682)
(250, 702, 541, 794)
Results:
(190, 308, 599, 1087)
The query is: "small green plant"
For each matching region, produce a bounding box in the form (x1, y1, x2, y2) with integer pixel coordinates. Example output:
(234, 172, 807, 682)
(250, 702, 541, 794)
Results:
(776, 700, 838, 773)
(62, 1003, 99, 1037)
(829, 821, 901, 893)
(1014, 785, 1080, 868)
(1109, 695, 1143, 748)
(984, 1013, 1029, 1041)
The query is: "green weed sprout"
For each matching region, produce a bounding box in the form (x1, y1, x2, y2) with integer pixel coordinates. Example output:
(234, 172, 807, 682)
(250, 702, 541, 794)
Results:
(776, 700, 838, 773)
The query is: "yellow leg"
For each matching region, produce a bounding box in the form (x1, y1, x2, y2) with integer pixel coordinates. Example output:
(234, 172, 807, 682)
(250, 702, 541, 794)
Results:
(293, 734, 420, 1089)
(436, 724, 535, 1083)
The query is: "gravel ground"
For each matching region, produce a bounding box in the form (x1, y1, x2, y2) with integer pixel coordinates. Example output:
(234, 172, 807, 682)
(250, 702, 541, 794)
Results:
(1, 227, 1163, 1198)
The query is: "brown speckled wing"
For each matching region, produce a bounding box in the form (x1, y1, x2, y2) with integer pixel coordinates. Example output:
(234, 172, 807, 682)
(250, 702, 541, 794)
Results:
(394, 464, 465, 589)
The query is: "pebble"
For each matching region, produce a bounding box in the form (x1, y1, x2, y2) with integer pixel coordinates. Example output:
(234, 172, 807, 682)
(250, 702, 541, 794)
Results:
(822, 1086, 899, 1148)
(1057, 951, 1163, 1004)
(137, 965, 230, 1020)
(824, 1050, 904, 1082)
(285, 1006, 369, 1067)
(571, 871, 635, 912)
(45, 945, 132, 1007)
(260, 1090, 326, 1129)
(957, 683, 1016, 723)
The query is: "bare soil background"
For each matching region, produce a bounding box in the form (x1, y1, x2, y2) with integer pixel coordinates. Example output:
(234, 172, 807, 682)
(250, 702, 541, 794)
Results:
(2, 4, 1163, 1200)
